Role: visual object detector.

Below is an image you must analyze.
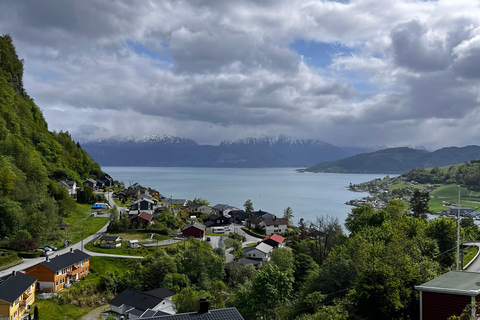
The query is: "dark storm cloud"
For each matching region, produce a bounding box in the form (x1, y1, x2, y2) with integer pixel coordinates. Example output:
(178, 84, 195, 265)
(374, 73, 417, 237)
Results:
(1, 0, 480, 149)
(391, 20, 450, 72)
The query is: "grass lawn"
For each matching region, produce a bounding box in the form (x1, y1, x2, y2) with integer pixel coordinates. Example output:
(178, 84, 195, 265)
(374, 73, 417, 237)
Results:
(205, 231, 227, 236)
(54, 204, 109, 249)
(463, 246, 479, 268)
(84, 241, 157, 256)
(31, 298, 95, 320)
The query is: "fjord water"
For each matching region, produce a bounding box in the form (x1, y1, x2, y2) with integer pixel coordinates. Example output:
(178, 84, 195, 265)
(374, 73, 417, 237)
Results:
(104, 167, 390, 225)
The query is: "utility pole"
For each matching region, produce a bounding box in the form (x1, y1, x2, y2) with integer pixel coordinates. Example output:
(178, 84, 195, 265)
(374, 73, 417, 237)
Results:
(457, 186, 461, 271)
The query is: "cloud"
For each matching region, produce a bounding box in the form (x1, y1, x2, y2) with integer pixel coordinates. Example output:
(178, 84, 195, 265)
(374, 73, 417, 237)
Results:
(1, 0, 480, 149)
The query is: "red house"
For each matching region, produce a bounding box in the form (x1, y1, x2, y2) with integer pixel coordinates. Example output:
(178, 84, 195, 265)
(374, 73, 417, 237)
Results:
(415, 271, 480, 320)
(129, 211, 154, 227)
(181, 222, 206, 240)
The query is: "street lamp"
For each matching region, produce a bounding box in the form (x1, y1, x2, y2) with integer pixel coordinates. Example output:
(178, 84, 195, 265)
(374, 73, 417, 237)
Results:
(456, 186, 461, 271)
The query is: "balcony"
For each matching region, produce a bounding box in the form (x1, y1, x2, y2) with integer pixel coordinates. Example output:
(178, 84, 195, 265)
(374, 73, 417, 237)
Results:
(20, 293, 33, 307)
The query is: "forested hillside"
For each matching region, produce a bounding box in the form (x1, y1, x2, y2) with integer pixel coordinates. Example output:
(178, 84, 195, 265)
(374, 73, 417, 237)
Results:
(0, 35, 102, 243)
(304, 146, 480, 173)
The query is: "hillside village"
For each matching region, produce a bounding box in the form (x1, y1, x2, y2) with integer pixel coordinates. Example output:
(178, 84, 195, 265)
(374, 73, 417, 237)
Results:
(0, 171, 294, 320)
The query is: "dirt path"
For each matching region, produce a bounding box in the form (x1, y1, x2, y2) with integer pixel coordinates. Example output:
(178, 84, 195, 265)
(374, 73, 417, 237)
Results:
(80, 305, 109, 320)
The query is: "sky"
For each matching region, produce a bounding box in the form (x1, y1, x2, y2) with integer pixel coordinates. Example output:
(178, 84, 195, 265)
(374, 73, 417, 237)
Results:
(1, 0, 480, 149)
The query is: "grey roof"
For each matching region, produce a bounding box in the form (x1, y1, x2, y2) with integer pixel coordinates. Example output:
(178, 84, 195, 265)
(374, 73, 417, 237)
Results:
(182, 222, 206, 232)
(415, 271, 480, 295)
(0, 272, 36, 304)
(237, 258, 263, 267)
(140, 307, 245, 320)
(40, 249, 91, 271)
(99, 235, 121, 242)
(262, 217, 288, 226)
(253, 242, 274, 254)
(109, 289, 165, 311)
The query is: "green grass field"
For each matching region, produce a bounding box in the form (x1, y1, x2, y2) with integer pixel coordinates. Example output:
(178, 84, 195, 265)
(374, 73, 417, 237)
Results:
(430, 185, 480, 213)
(54, 204, 109, 248)
(31, 298, 96, 320)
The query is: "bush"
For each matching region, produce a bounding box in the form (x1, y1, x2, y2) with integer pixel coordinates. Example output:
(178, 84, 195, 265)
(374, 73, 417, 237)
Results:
(0, 250, 19, 267)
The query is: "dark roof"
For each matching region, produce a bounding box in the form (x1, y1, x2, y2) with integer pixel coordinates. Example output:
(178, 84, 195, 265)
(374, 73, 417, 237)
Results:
(143, 310, 171, 318)
(143, 287, 174, 300)
(140, 307, 245, 320)
(99, 235, 121, 242)
(262, 217, 288, 225)
(129, 308, 144, 316)
(109, 289, 165, 311)
(129, 211, 153, 222)
(40, 249, 91, 271)
(247, 216, 263, 225)
(0, 272, 36, 304)
(181, 222, 206, 232)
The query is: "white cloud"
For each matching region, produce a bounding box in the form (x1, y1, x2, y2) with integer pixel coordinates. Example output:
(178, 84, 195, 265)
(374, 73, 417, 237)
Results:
(1, 0, 480, 148)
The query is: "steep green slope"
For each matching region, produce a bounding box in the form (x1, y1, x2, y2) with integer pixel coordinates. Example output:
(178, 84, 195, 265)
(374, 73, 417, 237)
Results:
(0, 35, 102, 244)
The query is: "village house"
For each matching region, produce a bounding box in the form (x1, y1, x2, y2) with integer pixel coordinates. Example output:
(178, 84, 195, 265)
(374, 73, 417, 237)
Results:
(129, 211, 154, 228)
(188, 203, 213, 214)
(58, 180, 77, 199)
(0, 271, 36, 320)
(250, 210, 276, 219)
(181, 222, 206, 240)
(229, 210, 249, 224)
(24, 249, 90, 292)
(259, 217, 288, 235)
(242, 242, 274, 261)
(97, 235, 122, 248)
(415, 271, 480, 320)
(261, 234, 286, 248)
(82, 178, 97, 189)
(130, 198, 156, 212)
(109, 287, 174, 318)
(98, 173, 114, 187)
(139, 298, 245, 320)
(212, 204, 239, 216)
(203, 213, 231, 229)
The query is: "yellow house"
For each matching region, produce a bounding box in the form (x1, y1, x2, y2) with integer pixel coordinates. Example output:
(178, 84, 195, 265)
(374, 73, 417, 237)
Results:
(24, 249, 90, 292)
(0, 271, 36, 320)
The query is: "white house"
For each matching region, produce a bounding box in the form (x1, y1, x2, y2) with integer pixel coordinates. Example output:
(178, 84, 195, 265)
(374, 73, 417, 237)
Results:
(259, 217, 288, 236)
(243, 242, 274, 261)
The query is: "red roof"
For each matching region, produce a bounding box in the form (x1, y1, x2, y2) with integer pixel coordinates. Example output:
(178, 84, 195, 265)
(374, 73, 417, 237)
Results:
(262, 234, 285, 243)
(129, 211, 153, 222)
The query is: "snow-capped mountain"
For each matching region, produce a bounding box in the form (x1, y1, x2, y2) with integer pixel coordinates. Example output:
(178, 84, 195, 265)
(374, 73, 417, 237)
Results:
(80, 134, 351, 167)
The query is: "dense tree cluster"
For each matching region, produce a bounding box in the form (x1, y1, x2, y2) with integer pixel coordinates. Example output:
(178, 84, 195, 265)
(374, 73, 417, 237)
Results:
(0, 35, 102, 245)
(402, 162, 480, 190)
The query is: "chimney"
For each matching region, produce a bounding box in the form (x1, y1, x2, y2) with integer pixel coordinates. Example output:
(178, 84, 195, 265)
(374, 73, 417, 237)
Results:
(198, 297, 209, 314)
(70, 248, 74, 253)
(46, 255, 49, 262)
(12, 270, 16, 276)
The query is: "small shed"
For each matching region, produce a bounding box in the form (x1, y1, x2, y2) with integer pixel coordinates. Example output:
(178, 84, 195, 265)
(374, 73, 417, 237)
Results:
(128, 240, 139, 248)
(98, 235, 122, 248)
(415, 271, 480, 320)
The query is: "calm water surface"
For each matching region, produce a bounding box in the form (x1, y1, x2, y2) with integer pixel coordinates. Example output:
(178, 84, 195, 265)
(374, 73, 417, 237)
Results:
(103, 167, 391, 226)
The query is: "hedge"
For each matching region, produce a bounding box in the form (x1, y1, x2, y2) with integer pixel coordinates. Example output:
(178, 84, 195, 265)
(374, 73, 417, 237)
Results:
(18, 250, 43, 258)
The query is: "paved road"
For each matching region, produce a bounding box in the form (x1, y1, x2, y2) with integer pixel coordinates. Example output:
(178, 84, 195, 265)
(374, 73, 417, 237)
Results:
(463, 241, 480, 271)
(0, 192, 138, 277)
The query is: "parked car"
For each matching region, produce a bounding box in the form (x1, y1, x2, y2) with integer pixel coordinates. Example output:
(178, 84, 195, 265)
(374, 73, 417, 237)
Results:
(206, 237, 211, 242)
(39, 247, 53, 256)
(46, 245, 57, 251)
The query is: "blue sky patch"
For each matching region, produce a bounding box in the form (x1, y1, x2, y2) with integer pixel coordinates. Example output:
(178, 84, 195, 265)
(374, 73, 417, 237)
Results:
(291, 39, 353, 68)
(126, 39, 172, 64)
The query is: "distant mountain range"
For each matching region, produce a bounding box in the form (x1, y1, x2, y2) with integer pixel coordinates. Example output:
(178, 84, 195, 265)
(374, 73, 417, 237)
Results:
(303, 146, 480, 173)
(81, 134, 366, 167)
(80, 134, 443, 169)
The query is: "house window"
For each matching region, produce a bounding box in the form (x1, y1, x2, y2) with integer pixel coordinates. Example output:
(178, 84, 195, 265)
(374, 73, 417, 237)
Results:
(56, 281, 58, 286)
(56, 271, 59, 276)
